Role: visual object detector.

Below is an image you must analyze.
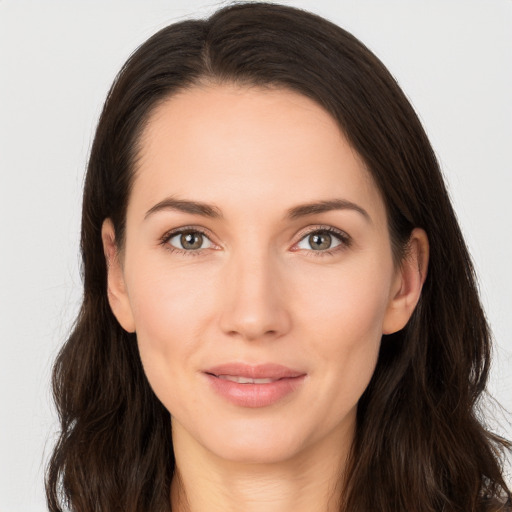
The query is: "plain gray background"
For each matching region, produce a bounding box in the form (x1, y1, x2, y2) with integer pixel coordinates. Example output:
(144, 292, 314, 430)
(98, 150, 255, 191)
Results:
(1, 1, 511, 510)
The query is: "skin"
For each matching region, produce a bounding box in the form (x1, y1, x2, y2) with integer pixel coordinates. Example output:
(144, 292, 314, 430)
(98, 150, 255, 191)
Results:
(102, 84, 429, 512)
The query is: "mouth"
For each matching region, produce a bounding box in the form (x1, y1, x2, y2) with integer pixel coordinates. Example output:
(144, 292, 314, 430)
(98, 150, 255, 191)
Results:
(215, 375, 282, 384)
(203, 363, 306, 408)
(205, 362, 305, 380)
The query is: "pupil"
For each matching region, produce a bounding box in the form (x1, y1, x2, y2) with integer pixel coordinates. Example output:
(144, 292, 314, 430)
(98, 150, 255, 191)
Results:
(181, 232, 202, 250)
(310, 232, 331, 250)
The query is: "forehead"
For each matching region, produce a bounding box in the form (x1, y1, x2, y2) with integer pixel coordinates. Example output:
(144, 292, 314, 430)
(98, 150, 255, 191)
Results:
(130, 84, 385, 225)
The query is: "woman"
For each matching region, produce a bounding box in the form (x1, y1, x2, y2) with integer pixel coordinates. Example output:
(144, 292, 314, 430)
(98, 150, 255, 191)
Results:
(45, 2, 511, 511)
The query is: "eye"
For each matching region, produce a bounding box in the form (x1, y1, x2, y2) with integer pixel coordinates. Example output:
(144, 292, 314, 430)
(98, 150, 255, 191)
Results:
(295, 227, 349, 254)
(165, 229, 213, 252)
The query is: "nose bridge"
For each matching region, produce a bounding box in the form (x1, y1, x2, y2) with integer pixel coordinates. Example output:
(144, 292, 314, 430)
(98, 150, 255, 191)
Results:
(219, 243, 290, 341)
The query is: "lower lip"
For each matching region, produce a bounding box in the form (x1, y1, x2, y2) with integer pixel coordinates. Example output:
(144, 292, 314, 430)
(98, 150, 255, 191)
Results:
(204, 373, 306, 408)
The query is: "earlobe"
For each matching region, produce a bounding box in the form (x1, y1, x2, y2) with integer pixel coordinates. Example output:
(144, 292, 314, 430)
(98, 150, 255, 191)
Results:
(382, 228, 429, 335)
(101, 219, 136, 333)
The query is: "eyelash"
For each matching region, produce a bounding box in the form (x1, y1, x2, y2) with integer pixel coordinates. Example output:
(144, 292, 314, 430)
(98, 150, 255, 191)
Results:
(159, 225, 351, 257)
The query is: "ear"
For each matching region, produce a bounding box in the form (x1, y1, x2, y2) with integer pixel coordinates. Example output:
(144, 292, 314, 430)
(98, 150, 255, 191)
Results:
(382, 228, 429, 335)
(101, 219, 135, 333)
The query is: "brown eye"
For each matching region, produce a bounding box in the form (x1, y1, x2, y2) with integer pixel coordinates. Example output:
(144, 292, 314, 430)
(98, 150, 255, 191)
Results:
(296, 229, 346, 252)
(308, 232, 332, 250)
(167, 231, 212, 251)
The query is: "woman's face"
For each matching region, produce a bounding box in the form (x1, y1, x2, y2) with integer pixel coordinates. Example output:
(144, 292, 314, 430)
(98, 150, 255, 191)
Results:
(104, 84, 417, 465)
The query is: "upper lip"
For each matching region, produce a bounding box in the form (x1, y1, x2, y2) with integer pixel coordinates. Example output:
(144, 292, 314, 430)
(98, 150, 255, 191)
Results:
(204, 363, 306, 380)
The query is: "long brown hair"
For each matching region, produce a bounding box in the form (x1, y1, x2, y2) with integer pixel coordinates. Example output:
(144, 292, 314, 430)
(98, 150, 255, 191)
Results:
(46, 3, 511, 511)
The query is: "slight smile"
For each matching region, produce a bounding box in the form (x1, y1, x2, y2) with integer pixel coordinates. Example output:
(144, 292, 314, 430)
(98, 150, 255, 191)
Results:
(203, 363, 307, 408)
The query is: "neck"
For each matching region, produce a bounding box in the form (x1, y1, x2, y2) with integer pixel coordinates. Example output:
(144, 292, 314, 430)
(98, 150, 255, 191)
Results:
(170, 419, 353, 512)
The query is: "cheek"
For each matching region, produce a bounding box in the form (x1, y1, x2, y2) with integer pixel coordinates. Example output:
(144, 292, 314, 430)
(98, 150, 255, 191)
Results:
(127, 256, 214, 338)
(124, 260, 215, 405)
(296, 255, 393, 400)
(300, 256, 392, 345)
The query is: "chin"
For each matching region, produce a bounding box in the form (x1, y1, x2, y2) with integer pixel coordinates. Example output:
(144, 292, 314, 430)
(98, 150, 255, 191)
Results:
(196, 414, 314, 465)
(210, 436, 304, 465)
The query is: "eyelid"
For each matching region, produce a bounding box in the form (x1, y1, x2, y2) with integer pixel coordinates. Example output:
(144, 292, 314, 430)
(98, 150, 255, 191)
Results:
(295, 224, 349, 240)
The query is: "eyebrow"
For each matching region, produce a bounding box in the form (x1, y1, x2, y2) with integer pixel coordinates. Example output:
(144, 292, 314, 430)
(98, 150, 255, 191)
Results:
(144, 196, 371, 223)
(145, 197, 223, 220)
(285, 199, 371, 223)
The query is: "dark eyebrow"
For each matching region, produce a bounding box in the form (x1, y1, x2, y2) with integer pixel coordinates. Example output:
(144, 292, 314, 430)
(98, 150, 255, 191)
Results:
(285, 199, 371, 223)
(144, 196, 370, 223)
(144, 197, 223, 220)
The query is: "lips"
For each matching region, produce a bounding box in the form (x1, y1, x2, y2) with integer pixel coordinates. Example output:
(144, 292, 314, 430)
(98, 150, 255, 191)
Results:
(203, 363, 306, 408)
(206, 362, 305, 380)
(217, 375, 277, 384)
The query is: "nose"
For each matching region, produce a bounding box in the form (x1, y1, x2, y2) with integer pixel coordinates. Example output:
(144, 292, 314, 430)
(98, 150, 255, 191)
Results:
(218, 249, 292, 342)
